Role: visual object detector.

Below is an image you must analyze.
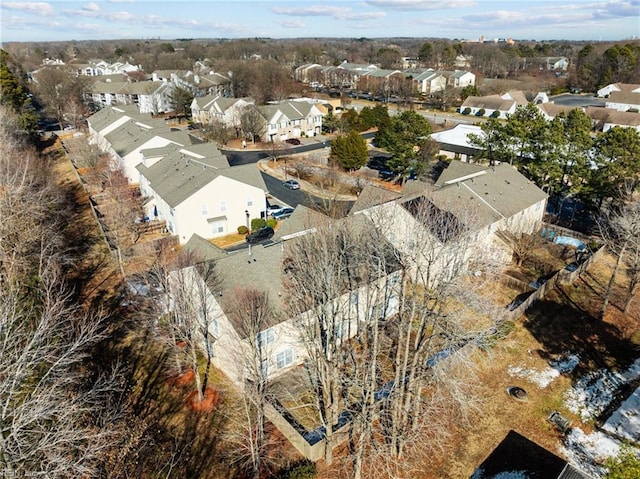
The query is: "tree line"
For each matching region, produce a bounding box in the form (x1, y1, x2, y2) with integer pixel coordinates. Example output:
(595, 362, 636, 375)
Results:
(469, 103, 640, 210)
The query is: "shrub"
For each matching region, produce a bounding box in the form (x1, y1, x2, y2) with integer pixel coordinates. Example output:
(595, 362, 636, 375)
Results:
(275, 460, 316, 479)
(462, 107, 471, 115)
(490, 110, 500, 118)
(475, 108, 486, 117)
(251, 218, 267, 231)
(266, 218, 277, 228)
(237, 225, 248, 235)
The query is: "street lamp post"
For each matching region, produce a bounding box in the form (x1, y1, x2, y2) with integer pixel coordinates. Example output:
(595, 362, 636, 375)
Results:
(245, 210, 250, 232)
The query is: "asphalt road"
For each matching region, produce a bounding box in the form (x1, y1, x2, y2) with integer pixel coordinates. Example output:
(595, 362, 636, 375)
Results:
(262, 171, 354, 214)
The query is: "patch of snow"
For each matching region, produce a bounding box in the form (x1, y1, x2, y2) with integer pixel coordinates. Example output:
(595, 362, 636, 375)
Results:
(560, 359, 640, 477)
(602, 385, 640, 443)
(564, 359, 640, 423)
(470, 468, 531, 479)
(127, 279, 150, 296)
(564, 369, 624, 422)
(508, 353, 580, 388)
(561, 427, 621, 478)
(552, 354, 580, 374)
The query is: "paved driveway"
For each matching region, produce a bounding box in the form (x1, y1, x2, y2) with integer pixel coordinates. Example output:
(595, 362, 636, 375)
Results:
(549, 94, 605, 108)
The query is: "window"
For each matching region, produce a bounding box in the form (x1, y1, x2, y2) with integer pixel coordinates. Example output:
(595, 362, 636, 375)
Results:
(350, 290, 359, 306)
(210, 220, 225, 235)
(335, 320, 345, 339)
(258, 328, 275, 348)
(276, 349, 293, 369)
(201, 204, 208, 216)
(219, 201, 226, 212)
(260, 359, 269, 377)
(247, 197, 253, 207)
(211, 318, 219, 337)
(170, 208, 175, 217)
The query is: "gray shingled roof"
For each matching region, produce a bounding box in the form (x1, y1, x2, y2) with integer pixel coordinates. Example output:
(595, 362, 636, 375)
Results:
(257, 101, 316, 123)
(505, 90, 529, 105)
(87, 105, 149, 134)
(217, 240, 289, 333)
(273, 205, 331, 240)
(138, 152, 265, 208)
(90, 81, 129, 94)
(363, 69, 402, 78)
(434, 160, 548, 226)
(349, 184, 403, 215)
(461, 95, 516, 111)
(181, 234, 229, 263)
(90, 80, 167, 95)
(606, 90, 640, 106)
(412, 70, 443, 82)
(188, 209, 403, 337)
(586, 106, 640, 126)
(610, 82, 640, 93)
(537, 103, 579, 118)
(198, 73, 232, 86)
(104, 119, 172, 157)
(194, 95, 251, 113)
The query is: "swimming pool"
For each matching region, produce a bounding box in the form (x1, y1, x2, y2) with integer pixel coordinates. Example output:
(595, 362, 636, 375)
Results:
(553, 235, 587, 251)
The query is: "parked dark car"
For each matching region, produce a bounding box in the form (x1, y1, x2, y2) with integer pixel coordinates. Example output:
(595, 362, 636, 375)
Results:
(282, 179, 300, 190)
(246, 226, 274, 244)
(272, 207, 294, 220)
(285, 138, 301, 145)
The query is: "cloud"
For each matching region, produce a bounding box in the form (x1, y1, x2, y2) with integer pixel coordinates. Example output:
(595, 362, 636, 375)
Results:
(278, 19, 306, 28)
(82, 3, 100, 13)
(365, 0, 476, 10)
(271, 5, 386, 21)
(108, 0, 136, 3)
(60, 5, 250, 35)
(1, 14, 59, 30)
(462, 9, 590, 26)
(592, 0, 640, 18)
(1, 2, 54, 16)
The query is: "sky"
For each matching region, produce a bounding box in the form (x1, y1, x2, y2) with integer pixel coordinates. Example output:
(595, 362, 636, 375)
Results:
(1, 0, 639, 44)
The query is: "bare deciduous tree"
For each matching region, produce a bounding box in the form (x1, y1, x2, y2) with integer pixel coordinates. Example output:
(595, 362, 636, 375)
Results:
(98, 167, 144, 278)
(0, 105, 123, 478)
(240, 105, 267, 144)
(283, 195, 504, 478)
(599, 200, 640, 317)
(224, 287, 279, 479)
(499, 229, 544, 267)
(283, 218, 403, 470)
(165, 257, 222, 401)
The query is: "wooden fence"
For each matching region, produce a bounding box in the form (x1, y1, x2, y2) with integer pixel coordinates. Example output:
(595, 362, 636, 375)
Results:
(503, 245, 605, 323)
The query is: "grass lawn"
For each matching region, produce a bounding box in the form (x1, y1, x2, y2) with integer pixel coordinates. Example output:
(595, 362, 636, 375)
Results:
(427, 251, 640, 479)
